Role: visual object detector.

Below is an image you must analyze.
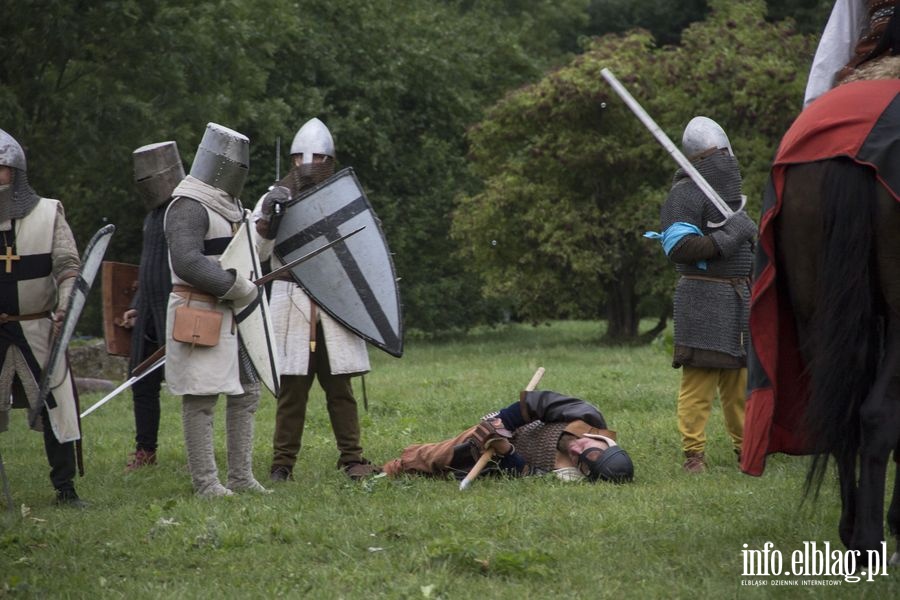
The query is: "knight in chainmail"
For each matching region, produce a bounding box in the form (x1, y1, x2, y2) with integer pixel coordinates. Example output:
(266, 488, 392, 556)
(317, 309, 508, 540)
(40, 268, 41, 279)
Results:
(0, 129, 85, 507)
(119, 142, 183, 471)
(254, 117, 376, 482)
(648, 116, 756, 474)
(382, 390, 634, 483)
(163, 123, 267, 498)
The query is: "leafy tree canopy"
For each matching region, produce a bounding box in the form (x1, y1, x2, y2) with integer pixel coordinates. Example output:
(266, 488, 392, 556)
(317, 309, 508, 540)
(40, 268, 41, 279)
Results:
(587, 1, 833, 44)
(1, 0, 587, 335)
(452, 0, 815, 340)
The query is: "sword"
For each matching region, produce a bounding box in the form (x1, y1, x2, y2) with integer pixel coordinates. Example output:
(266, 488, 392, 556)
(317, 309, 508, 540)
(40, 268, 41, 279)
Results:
(82, 227, 365, 416)
(459, 367, 546, 491)
(80, 346, 166, 418)
(254, 225, 365, 286)
(600, 68, 745, 228)
(275, 136, 281, 182)
(268, 138, 287, 245)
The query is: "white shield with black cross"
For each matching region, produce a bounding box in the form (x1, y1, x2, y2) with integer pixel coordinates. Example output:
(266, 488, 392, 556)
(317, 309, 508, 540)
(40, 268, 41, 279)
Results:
(273, 168, 403, 357)
(220, 216, 282, 396)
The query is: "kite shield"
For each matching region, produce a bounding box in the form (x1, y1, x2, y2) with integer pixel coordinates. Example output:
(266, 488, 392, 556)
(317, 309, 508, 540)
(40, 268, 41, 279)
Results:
(273, 168, 403, 357)
(101, 261, 138, 357)
(33, 224, 116, 438)
(219, 216, 281, 396)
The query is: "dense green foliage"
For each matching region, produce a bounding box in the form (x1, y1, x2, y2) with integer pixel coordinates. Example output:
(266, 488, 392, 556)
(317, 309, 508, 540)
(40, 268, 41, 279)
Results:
(2, 322, 897, 597)
(2, 0, 588, 334)
(588, 0, 711, 45)
(587, 0, 832, 43)
(2, 1, 831, 337)
(767, 0, 836, 34)
(452, 0, 814, 340)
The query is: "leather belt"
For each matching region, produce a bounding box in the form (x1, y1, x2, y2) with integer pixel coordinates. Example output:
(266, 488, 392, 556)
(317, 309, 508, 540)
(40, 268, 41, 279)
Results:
(172, 284, 217, 304)
(680, 274, 750, 294)
(0, 311, 52, 324)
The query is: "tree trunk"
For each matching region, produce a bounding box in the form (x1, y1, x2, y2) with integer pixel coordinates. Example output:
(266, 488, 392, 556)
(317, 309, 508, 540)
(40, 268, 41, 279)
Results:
(639, 306, 669, 344)
(604, 269, 639, 342)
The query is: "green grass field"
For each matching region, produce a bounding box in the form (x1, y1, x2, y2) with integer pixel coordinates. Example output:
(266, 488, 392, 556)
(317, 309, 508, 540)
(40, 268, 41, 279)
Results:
(1, 321, 897, 598)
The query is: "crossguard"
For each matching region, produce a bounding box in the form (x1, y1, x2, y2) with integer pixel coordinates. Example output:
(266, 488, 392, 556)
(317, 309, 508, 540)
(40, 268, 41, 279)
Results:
(707, 195, 747, 229)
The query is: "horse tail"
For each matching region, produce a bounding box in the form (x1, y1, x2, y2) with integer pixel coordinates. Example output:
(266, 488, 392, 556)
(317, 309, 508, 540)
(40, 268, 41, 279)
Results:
(804, 158, 881, 497)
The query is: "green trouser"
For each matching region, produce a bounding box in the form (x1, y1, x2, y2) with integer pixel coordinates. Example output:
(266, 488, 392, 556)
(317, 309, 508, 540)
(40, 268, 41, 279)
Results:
(271, 330, 362, 470)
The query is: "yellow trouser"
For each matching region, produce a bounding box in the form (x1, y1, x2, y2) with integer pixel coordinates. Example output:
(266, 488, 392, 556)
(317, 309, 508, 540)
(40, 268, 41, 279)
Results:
(677, 366, 746, 454)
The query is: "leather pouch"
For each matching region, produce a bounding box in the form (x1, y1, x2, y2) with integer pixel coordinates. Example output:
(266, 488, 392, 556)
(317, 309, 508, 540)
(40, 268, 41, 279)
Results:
(172, 296, 222, 348)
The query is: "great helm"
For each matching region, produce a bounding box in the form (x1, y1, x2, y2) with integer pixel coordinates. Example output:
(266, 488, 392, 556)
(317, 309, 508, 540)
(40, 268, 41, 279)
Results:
(133, 141, 185, 210)
(189, 123, 250, 197)
(289, 118, 335, 164)
(0, 129, 27, 172)
(681, 116, 734, 160)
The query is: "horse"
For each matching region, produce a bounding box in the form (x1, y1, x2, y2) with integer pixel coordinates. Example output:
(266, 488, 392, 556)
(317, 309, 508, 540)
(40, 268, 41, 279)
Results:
(778, 155, 900, 561)
(742, 77, 900, 567)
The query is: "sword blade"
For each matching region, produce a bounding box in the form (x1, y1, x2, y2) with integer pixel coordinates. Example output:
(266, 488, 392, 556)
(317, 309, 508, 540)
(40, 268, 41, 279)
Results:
(275, 137, 281, 182)
(600, 68, 736, 227)
(80, 357, 165, 418)
(254, 225, 366, 286)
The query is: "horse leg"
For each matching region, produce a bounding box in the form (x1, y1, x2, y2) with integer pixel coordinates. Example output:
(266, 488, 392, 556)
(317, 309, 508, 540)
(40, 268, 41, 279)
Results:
(835, 452, 857, 548)
(887, 433, 900, 565)
(852, 325, 900, 555)
(855, 190, 900, 556)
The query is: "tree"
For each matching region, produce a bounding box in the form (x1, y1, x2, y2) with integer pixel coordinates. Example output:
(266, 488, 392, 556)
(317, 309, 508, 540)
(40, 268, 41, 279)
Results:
(2, 0, 588, 335)
(587, 1, 834, 44)
(2, 0, 296, 332)
(452, 0, 814, 341)
(214, 0, 593, 334)
(588, 0, 710, 45)
(765, 0, 834, 34)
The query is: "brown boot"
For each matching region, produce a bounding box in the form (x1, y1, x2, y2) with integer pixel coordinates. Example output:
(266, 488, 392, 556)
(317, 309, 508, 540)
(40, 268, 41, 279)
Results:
(125, 448, 157, 471)
(340, 459, 381, 481)
(269, 465, 294, 482)
(683, 451, 706, 474)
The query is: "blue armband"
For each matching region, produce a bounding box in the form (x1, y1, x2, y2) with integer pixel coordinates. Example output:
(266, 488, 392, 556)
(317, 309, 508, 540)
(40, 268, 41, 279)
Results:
(644, 222, 707, 270)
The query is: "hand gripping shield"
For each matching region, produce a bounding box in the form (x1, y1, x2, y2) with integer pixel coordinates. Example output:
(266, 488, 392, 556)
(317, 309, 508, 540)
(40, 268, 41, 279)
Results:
(101, 261, 138, 357)
(273, 168, 403, 357)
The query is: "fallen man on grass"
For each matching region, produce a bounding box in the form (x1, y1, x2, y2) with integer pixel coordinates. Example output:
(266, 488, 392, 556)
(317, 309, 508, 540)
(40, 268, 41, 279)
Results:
(382, 390, 634, 484)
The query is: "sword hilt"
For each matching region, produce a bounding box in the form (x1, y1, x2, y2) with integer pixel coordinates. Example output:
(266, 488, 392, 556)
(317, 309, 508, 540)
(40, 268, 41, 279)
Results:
(268, 201, 285, 240)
